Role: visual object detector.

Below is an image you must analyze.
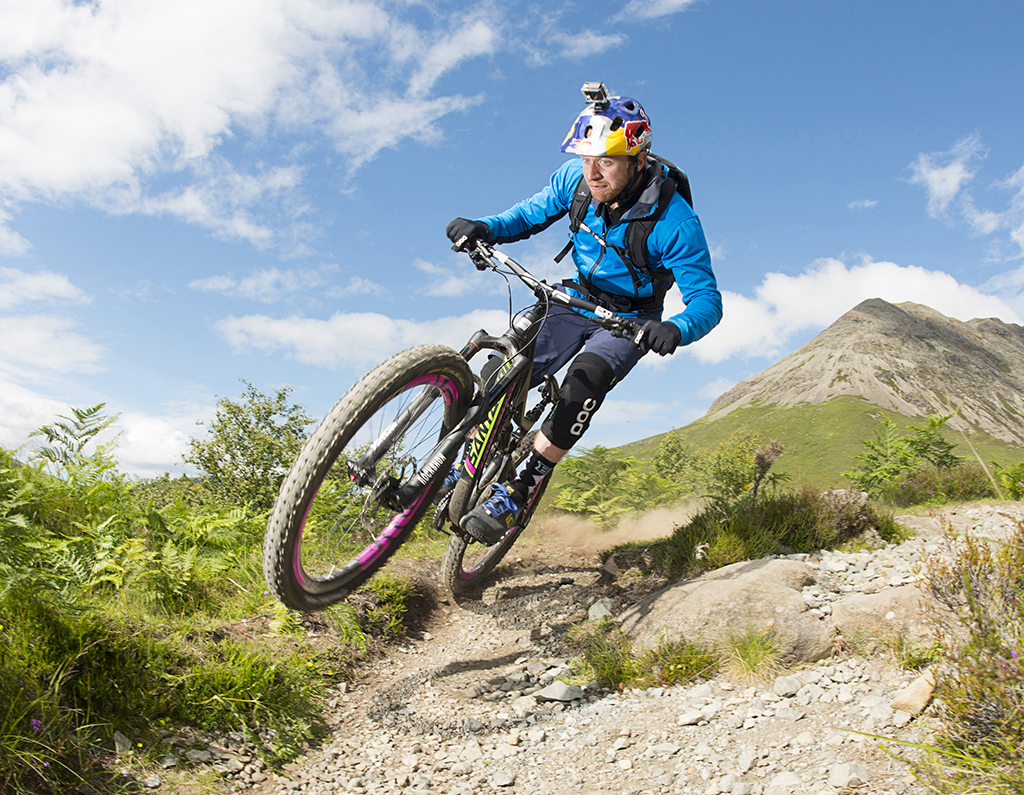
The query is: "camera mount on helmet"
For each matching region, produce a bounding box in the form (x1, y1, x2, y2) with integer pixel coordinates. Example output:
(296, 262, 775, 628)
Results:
(580, 81, 610, 111)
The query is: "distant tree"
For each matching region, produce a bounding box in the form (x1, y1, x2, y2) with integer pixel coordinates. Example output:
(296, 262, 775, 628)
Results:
(906, 414, 966, 470)
(652, 430, 695, 480)
(842, 416, 917, 499)
(185, 382, 314, 512)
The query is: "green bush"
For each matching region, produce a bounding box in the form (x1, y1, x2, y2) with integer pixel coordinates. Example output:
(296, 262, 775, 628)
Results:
(663, 487, 897, 573)
(842, 413, 992, 505)
(564, 619, 716, 690)
(564, 619, 637, 689)
(635, 637, 718, 687)
(611, 485, 901, 580)
(0, 592, 328, 794)
(553, 446, 677, 526)
(993, 461, 1024, 500)
(656, 431, 769, 505)
(184, 381, 313, 512)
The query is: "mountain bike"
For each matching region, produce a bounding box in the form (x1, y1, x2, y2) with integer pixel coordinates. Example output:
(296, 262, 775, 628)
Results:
(262, 241, 645, 611)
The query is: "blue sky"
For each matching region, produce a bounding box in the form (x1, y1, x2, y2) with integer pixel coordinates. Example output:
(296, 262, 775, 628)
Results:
(2, 0, 1023, 476)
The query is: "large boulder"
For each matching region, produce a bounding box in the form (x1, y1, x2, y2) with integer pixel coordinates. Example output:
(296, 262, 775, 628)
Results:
(618, 559, 834, 663)
(830, 584, 954, 651)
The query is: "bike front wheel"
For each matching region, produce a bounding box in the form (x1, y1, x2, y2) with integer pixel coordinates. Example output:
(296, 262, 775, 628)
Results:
(264, 345, 474, 611)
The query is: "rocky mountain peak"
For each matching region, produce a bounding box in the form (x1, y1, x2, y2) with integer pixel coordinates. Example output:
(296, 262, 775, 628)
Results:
(706, 298, 1024, 446)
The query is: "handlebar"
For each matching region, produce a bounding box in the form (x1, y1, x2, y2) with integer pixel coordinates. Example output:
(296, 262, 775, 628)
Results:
(460, 241, 647, 346)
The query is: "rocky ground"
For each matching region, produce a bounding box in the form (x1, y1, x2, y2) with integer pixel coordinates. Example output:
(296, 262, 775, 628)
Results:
(152, 502, 1023, 795)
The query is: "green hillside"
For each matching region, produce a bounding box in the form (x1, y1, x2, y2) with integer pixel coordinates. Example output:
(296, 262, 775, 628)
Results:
(617, 396, 1024, 488)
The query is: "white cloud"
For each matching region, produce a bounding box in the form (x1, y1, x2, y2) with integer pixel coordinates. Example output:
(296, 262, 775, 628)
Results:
(0, 314, 106, 372)
(909, 137, 1024, 263)
(698, 378, 735, 400)
(414, 238, 574, 299)
(0, 209, 31, 256)
(0, 266, 90, 308)
(0, 376, 211, 477)
(612, 0, 701, 22)
(0, 0, 498, 250)
(190, 264, 340, 302)
(681, 255, 1021, 364)
(0, 374, 72, 452)
(547, 30, 627, 60)
(116, 410, 204, 477)
(408, 19, 497, 95)
(908, 134, 986, 217)
(326, 276, 388, 299)
(214, 308, 509, 371)
(414, 257, 500, 298)
(847, 199, 877, 211)
(191, 265, 387, 302)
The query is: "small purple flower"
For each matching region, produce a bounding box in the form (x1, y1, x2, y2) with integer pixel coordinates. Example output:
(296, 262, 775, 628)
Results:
(31, 719, 43, 733)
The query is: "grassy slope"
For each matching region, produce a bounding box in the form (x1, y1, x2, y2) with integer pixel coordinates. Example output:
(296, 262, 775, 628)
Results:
(615, 396, 1024, 488)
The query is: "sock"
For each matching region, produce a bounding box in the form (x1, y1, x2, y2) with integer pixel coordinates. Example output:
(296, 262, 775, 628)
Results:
(510, 451, 556, 504)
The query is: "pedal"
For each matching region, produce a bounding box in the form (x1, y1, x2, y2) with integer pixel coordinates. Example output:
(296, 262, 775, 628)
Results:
(524, 375, 560, 423)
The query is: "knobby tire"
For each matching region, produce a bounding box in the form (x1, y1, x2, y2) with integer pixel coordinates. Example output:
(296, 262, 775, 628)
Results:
(263, 345, 474, 612)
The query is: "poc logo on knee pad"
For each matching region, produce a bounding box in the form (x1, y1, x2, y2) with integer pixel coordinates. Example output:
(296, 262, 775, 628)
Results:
(571, 398, 598, 437)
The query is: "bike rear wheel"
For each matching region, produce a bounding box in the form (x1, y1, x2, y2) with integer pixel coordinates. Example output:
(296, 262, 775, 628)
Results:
(441, 430, 539, 595)
(264, 345, 474, 611)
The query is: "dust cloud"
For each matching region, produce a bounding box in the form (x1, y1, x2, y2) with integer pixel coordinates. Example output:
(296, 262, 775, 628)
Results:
(526, 501, 703, 556)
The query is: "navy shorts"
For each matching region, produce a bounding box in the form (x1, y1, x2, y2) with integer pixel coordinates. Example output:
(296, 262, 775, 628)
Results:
(528, 302, 653, 389)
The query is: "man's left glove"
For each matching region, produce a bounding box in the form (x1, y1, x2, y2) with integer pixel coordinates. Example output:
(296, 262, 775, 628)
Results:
(639, 320, 682, 355)
(446, 218, 490, 251)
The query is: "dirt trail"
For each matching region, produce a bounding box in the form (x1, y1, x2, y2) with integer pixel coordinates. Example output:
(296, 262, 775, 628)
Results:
(236, 503, 1022, 795)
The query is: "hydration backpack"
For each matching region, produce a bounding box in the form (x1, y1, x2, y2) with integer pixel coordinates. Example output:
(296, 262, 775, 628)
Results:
(554, 153, 693, 305)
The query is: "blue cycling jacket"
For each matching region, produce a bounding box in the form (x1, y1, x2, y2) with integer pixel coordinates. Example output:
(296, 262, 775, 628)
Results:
(476, 158, 722, 347)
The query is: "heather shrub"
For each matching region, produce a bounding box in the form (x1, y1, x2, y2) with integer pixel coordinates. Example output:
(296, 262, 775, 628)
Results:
(892, 461, 996, 507)
(915, 520, 1024, 793)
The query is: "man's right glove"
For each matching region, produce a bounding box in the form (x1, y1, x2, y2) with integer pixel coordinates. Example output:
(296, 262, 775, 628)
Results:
(639, 320, 682, 356)
(446, 218, 490, 251)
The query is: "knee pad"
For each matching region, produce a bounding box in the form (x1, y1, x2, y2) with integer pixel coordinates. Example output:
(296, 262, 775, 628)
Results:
(542, 352, 617, 449)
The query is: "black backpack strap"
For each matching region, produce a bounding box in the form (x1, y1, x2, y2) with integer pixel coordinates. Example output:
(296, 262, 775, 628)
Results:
(624, 170, 678, 296)
(554, 175, 592, 264)
(561, 276, 663, 314)
(647, 153, 692, 209)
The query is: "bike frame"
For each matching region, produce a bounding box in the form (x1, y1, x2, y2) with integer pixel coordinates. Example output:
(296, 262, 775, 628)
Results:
(375, 243, 644, 515)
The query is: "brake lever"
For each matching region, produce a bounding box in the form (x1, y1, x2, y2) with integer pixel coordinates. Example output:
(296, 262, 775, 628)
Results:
(451, 240, 493, 271)
(622, 322, 646, 350)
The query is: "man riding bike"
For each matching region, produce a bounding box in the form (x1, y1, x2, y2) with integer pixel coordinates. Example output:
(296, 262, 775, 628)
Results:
(446, 82, 723, 545)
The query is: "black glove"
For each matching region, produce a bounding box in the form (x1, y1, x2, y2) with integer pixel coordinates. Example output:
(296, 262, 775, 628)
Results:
(446, 218, 490, 251)
(639, 320, 682, 355)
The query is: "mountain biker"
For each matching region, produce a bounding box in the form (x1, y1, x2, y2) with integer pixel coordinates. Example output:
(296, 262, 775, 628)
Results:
(446, 83, 723, 545)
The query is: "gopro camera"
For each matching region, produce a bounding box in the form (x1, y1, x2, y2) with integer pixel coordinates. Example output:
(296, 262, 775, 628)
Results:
(580, 81, 610, 110)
